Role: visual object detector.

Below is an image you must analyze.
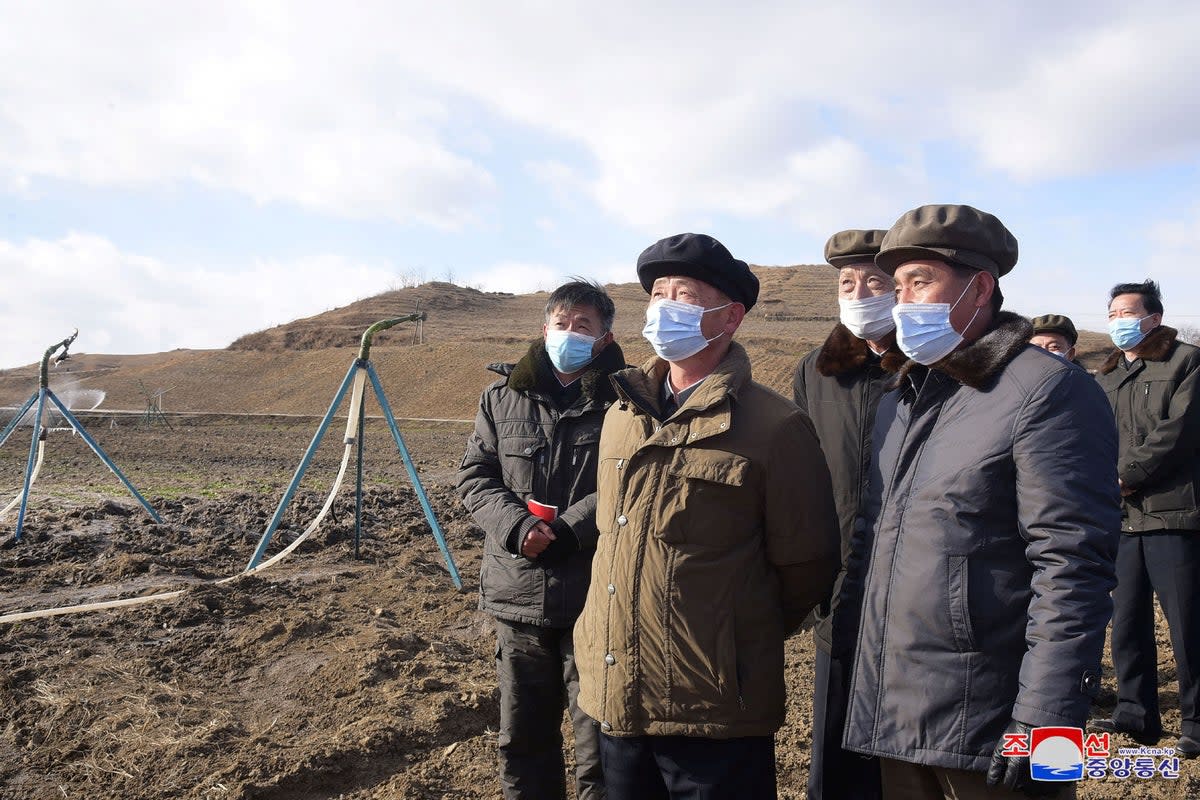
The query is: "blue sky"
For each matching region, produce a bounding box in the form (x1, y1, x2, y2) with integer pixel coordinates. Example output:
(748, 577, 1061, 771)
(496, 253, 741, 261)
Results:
(1, 0, 1198, 369)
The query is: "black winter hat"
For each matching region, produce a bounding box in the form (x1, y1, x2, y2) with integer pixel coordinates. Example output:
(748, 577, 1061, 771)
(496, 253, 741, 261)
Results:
(636, 233, 759, 310)
(876, 204, 1018, 277)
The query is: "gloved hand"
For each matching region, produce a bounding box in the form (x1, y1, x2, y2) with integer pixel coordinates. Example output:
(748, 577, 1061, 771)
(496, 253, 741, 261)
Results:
(985, 719, 1062, 797)
(537, 519, 580, 562)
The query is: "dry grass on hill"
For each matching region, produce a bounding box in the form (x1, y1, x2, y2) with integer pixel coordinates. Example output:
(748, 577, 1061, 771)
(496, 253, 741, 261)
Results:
(0, 267, 1115, 422)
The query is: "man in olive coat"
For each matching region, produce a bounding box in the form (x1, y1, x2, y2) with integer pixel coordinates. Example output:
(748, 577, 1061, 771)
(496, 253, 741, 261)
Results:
(793, 228, 901, 800)
(458, 280, 625, 799)
(1091, 279, 1200, 759)
(574, 233, 839, 799)
(843, 205, 1121, 798)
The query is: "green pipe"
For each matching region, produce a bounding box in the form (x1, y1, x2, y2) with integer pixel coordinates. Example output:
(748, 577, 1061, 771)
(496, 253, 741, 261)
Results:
(358, 313, 425, 362)
(40, 329, 78, 390)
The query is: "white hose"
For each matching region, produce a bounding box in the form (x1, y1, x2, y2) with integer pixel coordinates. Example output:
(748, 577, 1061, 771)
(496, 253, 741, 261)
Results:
(0, 439, 356, 625)
(0, 440, 45, 518)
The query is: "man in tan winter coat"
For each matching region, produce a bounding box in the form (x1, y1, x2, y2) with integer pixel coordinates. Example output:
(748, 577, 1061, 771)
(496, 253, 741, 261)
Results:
(574, 232, 840, 800)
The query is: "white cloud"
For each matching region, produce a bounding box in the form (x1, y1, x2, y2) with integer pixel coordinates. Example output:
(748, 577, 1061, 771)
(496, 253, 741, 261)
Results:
(0, 233, 397, 369)
(953, 9, 1200, 179)
(0, 3, 495, 229)
(1, 0, 1197, 234)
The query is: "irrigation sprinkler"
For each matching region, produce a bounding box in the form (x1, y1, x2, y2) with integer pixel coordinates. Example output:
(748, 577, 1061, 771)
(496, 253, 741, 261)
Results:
(0, 329, 162, 541)
(245, 313, 462, 590)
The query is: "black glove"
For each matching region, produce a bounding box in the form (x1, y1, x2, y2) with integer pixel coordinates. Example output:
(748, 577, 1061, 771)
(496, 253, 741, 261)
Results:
(986, 719, 1062, 797)
(537, 519, 580, 563)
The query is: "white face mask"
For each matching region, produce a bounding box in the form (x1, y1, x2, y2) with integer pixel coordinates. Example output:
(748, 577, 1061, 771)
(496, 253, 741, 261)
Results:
(839, 293, 897, 340)
(642, 299, 731, 362)
(892, 276, 980, 366)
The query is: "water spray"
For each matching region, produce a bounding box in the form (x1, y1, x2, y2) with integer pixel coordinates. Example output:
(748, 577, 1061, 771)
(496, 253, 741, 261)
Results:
(0, 329, 161, 540)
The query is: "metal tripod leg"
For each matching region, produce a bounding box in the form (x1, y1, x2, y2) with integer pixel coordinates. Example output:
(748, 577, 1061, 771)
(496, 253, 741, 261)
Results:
(45, 391, 162, 525)
(366, 361, 463, 590)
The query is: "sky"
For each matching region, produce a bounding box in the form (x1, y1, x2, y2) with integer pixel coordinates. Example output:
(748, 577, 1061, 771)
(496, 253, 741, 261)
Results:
(1, 1, 1198, 370)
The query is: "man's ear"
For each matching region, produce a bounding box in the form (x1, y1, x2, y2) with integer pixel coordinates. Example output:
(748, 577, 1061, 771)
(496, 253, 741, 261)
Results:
(972, 272, 996, 309)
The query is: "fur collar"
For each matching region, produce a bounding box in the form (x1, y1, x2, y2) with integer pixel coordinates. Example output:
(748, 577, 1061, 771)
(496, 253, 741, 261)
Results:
(1098, 326, 1178, 375)
(893, 311, 1033, 391)
(499, 338, 625, 402)
(815, 323, 907, 377)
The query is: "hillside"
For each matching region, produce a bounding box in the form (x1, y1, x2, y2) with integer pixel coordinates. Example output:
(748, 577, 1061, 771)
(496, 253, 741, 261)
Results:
(0, 268, 1114, 421)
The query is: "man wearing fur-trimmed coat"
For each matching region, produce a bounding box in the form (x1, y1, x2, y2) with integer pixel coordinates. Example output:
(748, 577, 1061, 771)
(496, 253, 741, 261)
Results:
(1090, 279, 1200, 759)
(457, 280, 624, 800)
(844, 205, 1120, 799)
(793, 228, 901, 800)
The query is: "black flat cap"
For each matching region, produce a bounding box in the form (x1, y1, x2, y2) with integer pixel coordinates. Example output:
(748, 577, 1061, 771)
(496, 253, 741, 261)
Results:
(876, 204, 1018, 277)
(636, 233, 759, 310)
(824, 229, 887, 268)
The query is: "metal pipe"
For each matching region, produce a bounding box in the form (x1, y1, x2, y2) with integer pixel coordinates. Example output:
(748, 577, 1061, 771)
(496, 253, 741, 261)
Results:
(0, 392, 38, 449)
(366, 361, 462, 590)
(40, 329, 78, 390)
(13, 389, 47, 541)
(354, 392, 366, 559)
(358, 313, 425, 362)
(245, 360, 360, 570)
(45, 391, 162, 524)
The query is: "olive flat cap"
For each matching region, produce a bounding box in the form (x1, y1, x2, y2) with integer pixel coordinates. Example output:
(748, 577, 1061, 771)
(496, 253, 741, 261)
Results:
(637, 232, 760, 310)
(1031, 313, 1078, 346)
(876, 204, 1018, 277)
(824, 229, 887, 268)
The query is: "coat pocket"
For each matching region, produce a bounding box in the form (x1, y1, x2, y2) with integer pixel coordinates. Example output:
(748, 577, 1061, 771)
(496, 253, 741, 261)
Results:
(656, 449, 751, 546)
(498, 436, 547, 494)
(947, 555, 978, 652)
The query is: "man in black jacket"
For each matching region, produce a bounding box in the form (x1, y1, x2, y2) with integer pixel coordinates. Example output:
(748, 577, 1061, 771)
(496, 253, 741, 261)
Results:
(457, 280, 624, 799)
(793, 228, 900, 800)
(843, 204, 1120, 798)
(1091, 280, 1200, 759)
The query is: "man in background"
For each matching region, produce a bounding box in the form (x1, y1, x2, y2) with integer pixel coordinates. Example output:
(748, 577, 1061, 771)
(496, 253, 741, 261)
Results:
(1091, 280, 1200, 759)
(1029, 314, 1079, 364)
(793, 228, 898, 800)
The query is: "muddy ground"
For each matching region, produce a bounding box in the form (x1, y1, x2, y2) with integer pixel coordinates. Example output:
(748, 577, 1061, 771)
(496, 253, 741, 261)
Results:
(0, 414, 1195, 799)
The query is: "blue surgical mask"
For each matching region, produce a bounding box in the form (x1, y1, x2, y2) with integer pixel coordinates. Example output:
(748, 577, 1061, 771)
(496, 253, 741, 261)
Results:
(545, 329, 597, 373)
(1108, 316, 1151, 351)
(839, 292, 896, 340)
(642, 299, 731, 362)
(892, 277, 980, 366)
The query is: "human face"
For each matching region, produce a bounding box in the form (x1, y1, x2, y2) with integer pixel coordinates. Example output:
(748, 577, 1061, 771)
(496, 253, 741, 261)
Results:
(543, 304, 612, 356)
(649, 275, 743, 341)
(1031, 333, 1074, 360)
(893, 259, 990, 334)
(1107, 293, 1161, 337)
(838, 263, 894, 300)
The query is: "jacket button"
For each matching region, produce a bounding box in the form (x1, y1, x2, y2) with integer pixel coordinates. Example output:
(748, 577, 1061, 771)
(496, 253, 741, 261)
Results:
(524, 446, 533, 454)
(545, 569, 554, 577)
(604, 653, 616, 666)
(617, 515, 628, 526)
(601, 721, 612, 732)
(617, 459, 623, 469)
(607, 583, 615, 595)
(543, 618, 551, 625)
(669, 437, 677, 444)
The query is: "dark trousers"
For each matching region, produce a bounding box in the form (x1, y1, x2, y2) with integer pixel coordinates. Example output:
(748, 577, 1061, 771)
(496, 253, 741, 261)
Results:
(808, 647, 881, 800)
(879, 758, 1076, 800)
(599, 732, 776, 800)
(495, 619, 604, 799)
(1110, 531, 1200, 741)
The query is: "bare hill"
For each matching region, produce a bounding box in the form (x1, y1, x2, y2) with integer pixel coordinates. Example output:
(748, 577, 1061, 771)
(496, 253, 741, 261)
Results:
(0, 268, 1113, 421)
